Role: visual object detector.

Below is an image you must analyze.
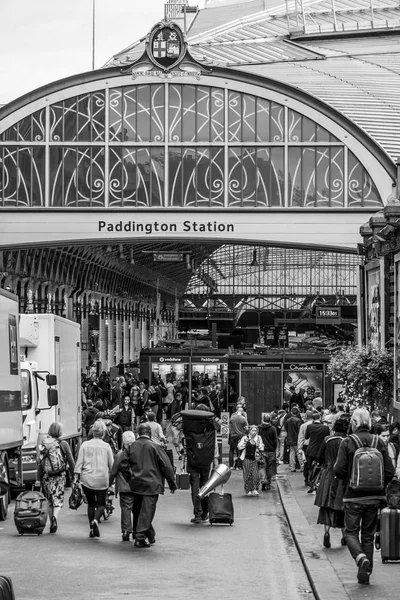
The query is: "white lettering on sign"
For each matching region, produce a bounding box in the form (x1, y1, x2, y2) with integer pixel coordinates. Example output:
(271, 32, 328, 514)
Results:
(289, 364, 319, 371)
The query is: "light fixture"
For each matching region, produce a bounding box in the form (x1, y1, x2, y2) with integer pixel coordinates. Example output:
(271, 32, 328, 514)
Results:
(118, 244, 125, 260)
(129, 248, 135, 265)
(250, 249, 259, 267)
(106, 245, 113, 253)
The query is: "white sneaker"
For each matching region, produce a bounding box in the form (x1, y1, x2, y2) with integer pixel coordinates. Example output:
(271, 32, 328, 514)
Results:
(253, 490, 259, 496)
(247, 491, 253, 496)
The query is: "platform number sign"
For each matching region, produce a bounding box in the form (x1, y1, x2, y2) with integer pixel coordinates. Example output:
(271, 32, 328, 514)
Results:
(148, 23, 185, 71)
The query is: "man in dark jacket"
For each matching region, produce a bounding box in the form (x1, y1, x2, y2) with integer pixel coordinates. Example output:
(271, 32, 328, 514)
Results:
(284, 406, 302, 472)
(82, 400, 99, 436)
(305, 411, 330, 490)
(258, 414, 278, 490)
(334, 408, 394, 585)
(119, 423, 176, 547)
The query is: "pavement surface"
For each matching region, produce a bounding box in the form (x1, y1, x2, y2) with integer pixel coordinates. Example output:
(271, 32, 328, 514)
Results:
(277, 466, 400, 600)
(1, 454, 313, 600)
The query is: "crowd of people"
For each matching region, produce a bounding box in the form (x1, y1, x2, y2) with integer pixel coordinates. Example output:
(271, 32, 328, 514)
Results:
(227, 395, 400, 586)
(35, 365, 400, 583)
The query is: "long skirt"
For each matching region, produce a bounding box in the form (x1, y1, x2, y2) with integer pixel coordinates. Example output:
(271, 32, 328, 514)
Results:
(317, 507, 344, 528)
(41, 471, 67, 508)
(242, 458, 260, 493)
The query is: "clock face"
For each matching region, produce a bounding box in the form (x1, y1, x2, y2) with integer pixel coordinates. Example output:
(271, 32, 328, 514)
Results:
(148, 24, 184, 71)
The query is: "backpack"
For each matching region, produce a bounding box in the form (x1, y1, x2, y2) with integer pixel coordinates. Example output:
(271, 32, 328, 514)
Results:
(160, 386, 168, 399)
(349, 434, 384, 493)
(181, 410, 216, 469)
(39, 438, 66, 476)
(184, 430, 215, 469)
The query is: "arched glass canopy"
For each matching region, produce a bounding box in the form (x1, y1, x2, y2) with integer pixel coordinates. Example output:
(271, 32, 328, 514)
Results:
(0, 84, 382, 208)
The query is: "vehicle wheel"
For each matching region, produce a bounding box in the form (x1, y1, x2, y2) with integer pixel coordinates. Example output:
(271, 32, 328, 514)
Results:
(0, 453, 10, 521)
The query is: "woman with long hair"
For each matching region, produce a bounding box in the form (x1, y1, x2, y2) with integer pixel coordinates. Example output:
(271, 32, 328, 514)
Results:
(237, 425, 264, 496)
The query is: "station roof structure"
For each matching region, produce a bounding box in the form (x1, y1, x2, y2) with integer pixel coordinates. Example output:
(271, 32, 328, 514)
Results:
(107, 0, 400, 161)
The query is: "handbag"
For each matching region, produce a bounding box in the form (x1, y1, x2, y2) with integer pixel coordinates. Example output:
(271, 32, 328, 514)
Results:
(309, 462, 322, 488)
(69, 481, 83, 510)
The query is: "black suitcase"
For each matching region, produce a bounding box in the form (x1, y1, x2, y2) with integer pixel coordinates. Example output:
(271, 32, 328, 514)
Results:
(208, 492, 234, 525)
(175, 472, 190, 489)
(14, 490, 48, 535)
(0, 575, 15, 600)
(380, 507, 400, 562)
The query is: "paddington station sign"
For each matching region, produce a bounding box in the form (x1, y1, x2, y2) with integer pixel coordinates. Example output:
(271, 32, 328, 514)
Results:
(0, 210, 376, 252)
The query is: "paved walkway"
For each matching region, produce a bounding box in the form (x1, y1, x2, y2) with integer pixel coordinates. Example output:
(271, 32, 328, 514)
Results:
(277, 467, 399, 600)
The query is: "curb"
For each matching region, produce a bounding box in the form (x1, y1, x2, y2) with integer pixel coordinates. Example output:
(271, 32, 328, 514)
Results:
(277, 475, 351, 600)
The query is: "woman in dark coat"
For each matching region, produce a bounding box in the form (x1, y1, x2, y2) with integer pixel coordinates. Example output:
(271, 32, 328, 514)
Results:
(314, 416, 349, 548)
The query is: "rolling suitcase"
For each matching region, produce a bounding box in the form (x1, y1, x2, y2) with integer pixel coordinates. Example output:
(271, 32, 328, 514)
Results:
(14, 490, 48, 535)
(380, 507, 400, 563)
(0, 575, 15, 600)
(208, 492, 234, 525)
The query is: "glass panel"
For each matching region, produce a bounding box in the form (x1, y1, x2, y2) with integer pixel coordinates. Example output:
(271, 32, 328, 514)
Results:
(169, 147, 224, 207)
(0, 125, 18, 142)
(50, 147, 105, 207)
(256, 98, 271, 142)
(0, 146, 45, 206)
(63, 97, 78, 141)
(49, 101, 64, 141)
(76, 92, 105, 142)
(348, 151, 381, 207)
(289, 147, 344, 207)
(241, 94, 256, 143)
(110, 147, 164, 207)
(181, 85, 196, 142)
(210, 88, 224, 142)
(256, 147, 284, 206)
(270, 102, 284, 142)
(136, 85, 151, 142)
(228, 91, 242, 142)
(109, 88, 125, 142)
(229, 147, 283, 207)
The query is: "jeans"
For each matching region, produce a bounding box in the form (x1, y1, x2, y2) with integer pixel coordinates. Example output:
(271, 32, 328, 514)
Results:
(189, 466, 211, 519)
(288, 445, 297, 470)
(259, 452, 276, 485)
(81, 485, 107, 524)
(344, 502, 380, 570)
(133, 494, 158, 542)
(277, 432, 287, 462)
(119, 492, 137, 533)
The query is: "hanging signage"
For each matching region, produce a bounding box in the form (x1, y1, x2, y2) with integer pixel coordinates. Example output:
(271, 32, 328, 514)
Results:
(316, 306, 341, 324)
(153, 252, 184, 262)
(264, 326, 288, 346)
(242, 363, 281, 371)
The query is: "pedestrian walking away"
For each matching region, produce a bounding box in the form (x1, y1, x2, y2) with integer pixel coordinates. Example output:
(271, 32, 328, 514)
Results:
(119, 422, 176, 547)
(74, 420, 114, 539)
(109, 430, 136, 542)
(334, 408, 394, 585)
(35, 421, 75, 534)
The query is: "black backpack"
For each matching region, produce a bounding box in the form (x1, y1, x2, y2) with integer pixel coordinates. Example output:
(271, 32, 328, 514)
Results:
(181, 410, 216, 469)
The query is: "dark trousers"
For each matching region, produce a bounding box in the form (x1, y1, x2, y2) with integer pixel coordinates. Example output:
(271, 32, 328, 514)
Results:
(306, 455, 317, 486)
(228, 435, 241, 468)
(81, 485, 107, 524)
(259, 451, 276, 485)
(344, 502, 380, 570)
(189, 466, 211, 519)
(133, 494, 158, 542)
(119, 492, 137, 533)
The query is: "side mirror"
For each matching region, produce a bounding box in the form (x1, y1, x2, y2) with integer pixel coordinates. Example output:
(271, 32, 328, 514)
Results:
(47, 389, 58, 407)
(46, 374, 57, 386)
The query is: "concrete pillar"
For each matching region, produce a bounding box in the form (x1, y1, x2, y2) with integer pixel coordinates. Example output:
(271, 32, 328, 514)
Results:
(99, 315, 108, 372)
(116, 309, 123, 365)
